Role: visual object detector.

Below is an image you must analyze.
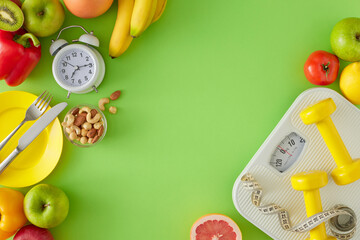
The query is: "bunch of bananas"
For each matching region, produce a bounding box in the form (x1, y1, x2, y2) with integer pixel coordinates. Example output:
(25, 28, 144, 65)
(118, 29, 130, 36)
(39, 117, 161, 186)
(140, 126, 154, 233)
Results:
(109, 0, 167, 58)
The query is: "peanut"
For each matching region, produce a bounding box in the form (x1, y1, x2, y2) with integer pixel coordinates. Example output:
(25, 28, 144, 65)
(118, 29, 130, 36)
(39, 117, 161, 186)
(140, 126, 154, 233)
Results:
(94, 122, 103, 129)
(81, 129, 88, 137)
(109, 106, 117, 114)
(69, 132, 77, 141)
(82, 122, 92, 130)
(80, 137, 88, 144)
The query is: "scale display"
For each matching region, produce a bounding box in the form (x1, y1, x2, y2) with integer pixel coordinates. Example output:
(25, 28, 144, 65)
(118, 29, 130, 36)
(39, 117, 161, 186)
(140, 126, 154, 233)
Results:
(269, 132, 306, 173)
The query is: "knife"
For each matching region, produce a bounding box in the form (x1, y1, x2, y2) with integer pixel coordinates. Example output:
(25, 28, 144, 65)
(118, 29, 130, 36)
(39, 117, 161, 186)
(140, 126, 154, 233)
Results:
(0, 102, 68, 175)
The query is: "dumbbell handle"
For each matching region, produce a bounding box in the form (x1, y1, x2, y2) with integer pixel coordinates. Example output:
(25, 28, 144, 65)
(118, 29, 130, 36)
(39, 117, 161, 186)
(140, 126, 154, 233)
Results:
(317, 117, 353, 167)
(303, 190, 328, 240)
(292, 171, 336, 240)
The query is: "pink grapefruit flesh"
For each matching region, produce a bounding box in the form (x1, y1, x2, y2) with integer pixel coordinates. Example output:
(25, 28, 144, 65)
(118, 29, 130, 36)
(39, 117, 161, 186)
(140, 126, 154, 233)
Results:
(190, 214, 242, 240)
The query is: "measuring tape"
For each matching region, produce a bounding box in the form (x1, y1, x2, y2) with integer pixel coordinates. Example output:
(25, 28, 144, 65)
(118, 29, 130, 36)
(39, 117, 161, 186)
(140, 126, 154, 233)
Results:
(241, 173, 357, 239)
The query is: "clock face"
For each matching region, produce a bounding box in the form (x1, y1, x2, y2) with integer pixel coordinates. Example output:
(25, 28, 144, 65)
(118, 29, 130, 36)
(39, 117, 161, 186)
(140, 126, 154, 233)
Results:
(55, 48, 96, 87)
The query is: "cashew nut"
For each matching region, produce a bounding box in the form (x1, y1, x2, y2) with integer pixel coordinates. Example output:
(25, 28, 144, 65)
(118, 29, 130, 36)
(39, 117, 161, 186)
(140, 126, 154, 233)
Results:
(71, 125, 81, 135)
(81, 129, 88, 137)
(79, 106, 92, 114)
(80, 137, 88, 144)
(65, 127, 73, 134)
(94, 122, 103, 129)
(98, 98, 109, 111)
(69, 132, 77, 141)
(82, 122, 92, 130)
(63, 114, 75, 127)
(109, 106, 117, 114)
(87, 113, 101, 124)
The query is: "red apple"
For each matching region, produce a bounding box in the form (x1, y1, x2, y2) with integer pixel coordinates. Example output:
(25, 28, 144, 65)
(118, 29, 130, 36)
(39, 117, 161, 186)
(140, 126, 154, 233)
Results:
(11, 0, 22, 7)
(14, 225, 54, 240)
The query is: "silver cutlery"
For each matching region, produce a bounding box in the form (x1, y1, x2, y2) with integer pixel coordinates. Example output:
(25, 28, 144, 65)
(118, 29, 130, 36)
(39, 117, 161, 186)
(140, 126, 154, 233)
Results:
(0, 91, 52, 151)
(0, 102, 67, 175)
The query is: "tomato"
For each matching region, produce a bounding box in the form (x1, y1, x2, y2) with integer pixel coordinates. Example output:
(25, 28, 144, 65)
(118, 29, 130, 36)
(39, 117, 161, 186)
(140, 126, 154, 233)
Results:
(304, 50, 340, 85)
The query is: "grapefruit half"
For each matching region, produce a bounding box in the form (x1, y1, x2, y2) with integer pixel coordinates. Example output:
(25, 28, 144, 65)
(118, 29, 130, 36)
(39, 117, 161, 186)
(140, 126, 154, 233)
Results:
(190, 214, 242, 240)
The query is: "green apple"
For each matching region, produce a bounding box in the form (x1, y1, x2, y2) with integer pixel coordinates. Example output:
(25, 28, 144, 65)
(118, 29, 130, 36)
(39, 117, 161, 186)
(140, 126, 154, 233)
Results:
(330, 17, 360, 62)
(24, 184, 69, 228)
(21, 0, 65, 37)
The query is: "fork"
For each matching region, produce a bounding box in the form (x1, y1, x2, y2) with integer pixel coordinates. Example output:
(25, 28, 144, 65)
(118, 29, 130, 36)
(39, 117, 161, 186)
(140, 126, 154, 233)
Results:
(0, 91, 52, 151)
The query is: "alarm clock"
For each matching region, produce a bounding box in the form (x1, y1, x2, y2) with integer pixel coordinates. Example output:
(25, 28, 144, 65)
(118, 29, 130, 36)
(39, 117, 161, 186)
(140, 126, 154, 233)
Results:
(50, 25, 105, 98)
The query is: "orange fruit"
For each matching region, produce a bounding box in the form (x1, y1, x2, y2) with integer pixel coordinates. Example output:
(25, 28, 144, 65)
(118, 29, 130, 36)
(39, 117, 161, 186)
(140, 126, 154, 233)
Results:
(63, 0, 114, 19)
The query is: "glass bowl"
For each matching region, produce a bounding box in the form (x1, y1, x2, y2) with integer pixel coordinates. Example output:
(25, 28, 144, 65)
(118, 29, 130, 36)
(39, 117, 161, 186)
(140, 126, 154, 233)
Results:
(62, 104, 107, 147)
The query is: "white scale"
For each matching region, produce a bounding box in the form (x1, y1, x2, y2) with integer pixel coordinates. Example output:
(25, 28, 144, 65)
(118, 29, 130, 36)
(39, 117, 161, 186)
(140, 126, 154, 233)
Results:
(233, 88, 360, 239)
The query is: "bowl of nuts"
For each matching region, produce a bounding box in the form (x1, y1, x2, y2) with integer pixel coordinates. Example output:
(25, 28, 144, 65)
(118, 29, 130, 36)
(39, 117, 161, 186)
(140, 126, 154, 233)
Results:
(62, 105, 107, 147)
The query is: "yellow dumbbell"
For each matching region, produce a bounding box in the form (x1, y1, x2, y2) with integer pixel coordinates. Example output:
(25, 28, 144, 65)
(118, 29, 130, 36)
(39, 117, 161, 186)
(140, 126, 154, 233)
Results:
(300, 98, 360, 185)
(291, 171, 336, 240)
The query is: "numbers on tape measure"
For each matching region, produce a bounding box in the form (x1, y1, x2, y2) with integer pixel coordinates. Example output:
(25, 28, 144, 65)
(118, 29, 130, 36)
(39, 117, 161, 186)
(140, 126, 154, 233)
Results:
(241, 173, 356, 239)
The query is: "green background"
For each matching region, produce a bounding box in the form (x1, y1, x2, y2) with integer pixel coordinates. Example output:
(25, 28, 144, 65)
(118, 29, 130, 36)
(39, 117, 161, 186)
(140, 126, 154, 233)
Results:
(1, 0, 359, 239)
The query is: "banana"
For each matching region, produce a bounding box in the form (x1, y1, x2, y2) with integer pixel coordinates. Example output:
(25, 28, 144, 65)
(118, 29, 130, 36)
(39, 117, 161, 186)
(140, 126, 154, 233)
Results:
(144, 0, 158, 29)
(130, 0, 157, 38)
(152, 0, 167, 23)
(109, 0, 134, 58)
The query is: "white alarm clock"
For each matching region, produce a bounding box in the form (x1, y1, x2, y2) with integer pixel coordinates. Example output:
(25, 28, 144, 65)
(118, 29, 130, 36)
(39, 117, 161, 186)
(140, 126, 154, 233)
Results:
(50, 25, 105, 98)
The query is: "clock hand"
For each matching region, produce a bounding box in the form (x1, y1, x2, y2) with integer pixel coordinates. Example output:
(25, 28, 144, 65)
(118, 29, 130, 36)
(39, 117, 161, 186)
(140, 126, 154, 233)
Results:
(70, 65, 81, 78)
(78, 63, 92, 68)
(62, 60, 76, 68)
(70, 68, 79, 78)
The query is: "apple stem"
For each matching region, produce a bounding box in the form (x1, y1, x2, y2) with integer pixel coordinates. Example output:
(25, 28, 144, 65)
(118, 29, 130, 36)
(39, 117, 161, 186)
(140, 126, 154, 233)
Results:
(37, 11, 45, 17)
(321, 62, 330, 79)
(43, 203, 51, 208)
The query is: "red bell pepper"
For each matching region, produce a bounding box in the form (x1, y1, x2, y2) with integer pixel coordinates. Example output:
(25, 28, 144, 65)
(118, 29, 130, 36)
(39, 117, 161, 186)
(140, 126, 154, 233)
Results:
(0, 30, 41, 87)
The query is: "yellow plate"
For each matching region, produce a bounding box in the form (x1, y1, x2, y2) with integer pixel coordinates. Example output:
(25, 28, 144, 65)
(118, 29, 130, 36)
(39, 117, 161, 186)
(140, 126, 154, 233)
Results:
(0, 91, 63, 188)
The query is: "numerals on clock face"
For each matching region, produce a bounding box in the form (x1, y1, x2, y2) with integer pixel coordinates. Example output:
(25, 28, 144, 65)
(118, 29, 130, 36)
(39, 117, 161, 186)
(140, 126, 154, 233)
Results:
(57, 49, 95, 87)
